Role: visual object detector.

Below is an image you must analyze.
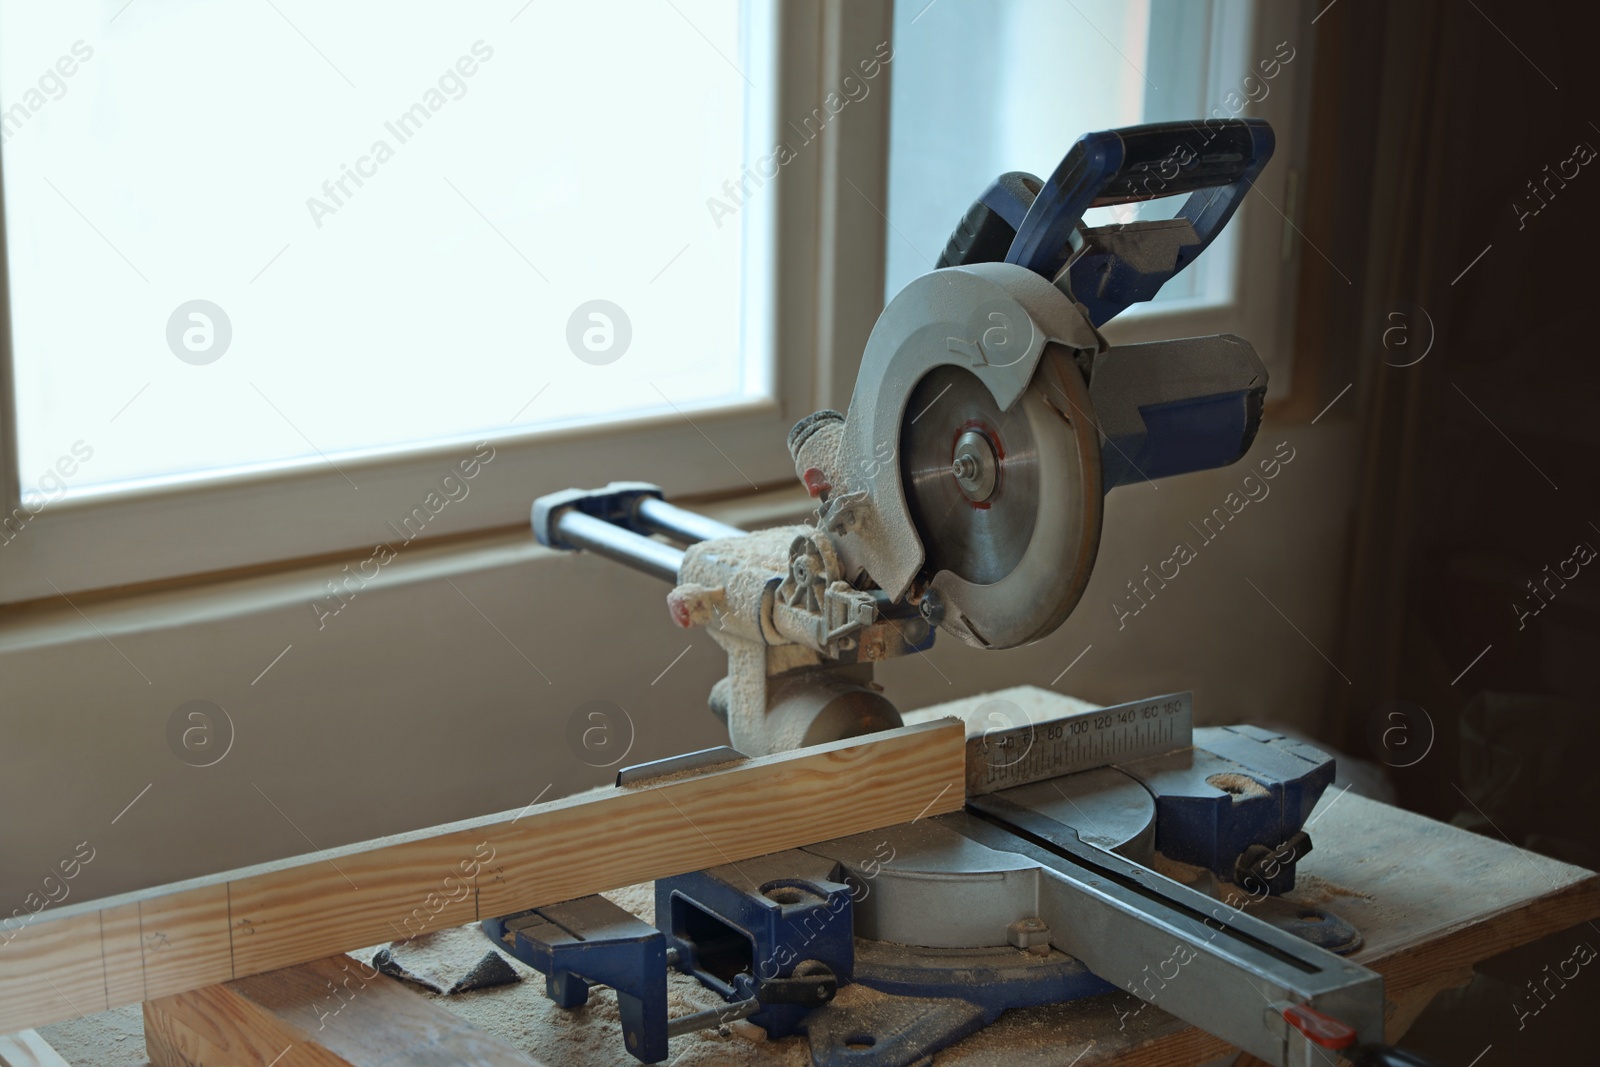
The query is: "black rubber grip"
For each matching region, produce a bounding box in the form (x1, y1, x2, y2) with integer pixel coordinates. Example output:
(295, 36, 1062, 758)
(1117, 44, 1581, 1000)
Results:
(936, 199, 1017, 268)
(936, 172, 1040, 268)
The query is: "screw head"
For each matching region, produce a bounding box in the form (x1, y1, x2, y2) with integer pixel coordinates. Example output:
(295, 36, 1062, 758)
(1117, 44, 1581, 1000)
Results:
(950, 429, 998, 501)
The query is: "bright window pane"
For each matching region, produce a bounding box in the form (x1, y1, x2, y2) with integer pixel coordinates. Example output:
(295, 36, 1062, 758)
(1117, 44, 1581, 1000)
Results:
(887, 0, 1242, 310)
(2, 1, 773, 502)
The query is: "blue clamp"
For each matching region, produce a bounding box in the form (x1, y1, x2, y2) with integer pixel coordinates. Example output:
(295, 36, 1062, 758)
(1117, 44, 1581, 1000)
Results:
(483, 895, 668, 1063)
(1118, 724, 1335, 894)
(657, 863, 854, 1040)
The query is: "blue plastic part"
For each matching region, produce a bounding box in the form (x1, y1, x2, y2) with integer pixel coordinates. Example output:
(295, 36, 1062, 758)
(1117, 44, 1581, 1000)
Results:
(1199, 725, 1339, 832)
(657, 866, 855, 1040)
(1100, 391, 1263, 490)
(1119, 726, 1336, 890)
(661, 863, 1112, 1064)
(483, 896, 668, 1063)
(797, 942, 1114, 1066)
(850, 941, 1114, 1016)
(1005, 119, 1275, 325)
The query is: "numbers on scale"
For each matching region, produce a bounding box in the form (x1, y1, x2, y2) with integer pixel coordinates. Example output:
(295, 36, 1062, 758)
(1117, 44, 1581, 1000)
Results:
(1043, 702, 1178, 743)
(974, 694, 1193, 791)
(1067, 703, 1176, 749)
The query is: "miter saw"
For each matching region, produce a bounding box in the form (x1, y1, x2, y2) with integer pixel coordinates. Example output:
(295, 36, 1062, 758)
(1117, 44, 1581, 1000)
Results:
(535, 118, 1273, 757)
(508, 121, 1440, 1066)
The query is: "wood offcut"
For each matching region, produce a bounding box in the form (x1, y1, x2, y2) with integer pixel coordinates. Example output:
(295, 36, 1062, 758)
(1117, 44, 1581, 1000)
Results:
(143, 955, 543, 1067)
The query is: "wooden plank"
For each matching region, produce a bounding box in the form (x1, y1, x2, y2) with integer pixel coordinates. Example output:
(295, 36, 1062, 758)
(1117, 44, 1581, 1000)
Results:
(99, 901, 145, 1008)
(0, 910, 108, 1026)
(139, 882, 238, 1002)
(0, 1029, 71, 1067)
(144, 955, 542, 1066)
(0, 718, 965, 1035)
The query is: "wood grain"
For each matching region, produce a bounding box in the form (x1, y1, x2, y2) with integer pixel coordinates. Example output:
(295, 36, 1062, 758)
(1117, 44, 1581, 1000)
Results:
(0, 1030, 70, 1067)
(0, 718, 964, 1036)
(144, 955, 542, 1066)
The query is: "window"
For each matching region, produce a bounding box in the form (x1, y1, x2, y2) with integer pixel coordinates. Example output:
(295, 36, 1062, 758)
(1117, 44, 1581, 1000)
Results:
(3, 1, 774, 498)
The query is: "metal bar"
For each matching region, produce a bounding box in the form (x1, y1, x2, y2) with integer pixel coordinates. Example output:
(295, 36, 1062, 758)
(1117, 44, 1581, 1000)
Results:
(552, 510, 684, 583)
(951, 801, 1384, 1067)
(665, 997, 760, 1038)
(633, 497, 746, 545)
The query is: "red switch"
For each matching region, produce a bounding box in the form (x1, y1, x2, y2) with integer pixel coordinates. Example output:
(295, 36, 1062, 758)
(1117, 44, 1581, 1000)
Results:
(1282, 1003, 1357, 1050)
(802, 467, 831, 498)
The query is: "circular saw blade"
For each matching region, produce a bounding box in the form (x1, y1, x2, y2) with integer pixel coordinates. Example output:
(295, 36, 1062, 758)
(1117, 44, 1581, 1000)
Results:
(901, 364, 1040, 586)
(899, 347, 1103, 649)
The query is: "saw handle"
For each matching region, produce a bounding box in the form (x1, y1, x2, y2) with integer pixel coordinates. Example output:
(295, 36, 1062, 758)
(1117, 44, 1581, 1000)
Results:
(935, 120, 1273, 326)
(1007, 118, 1273, 286)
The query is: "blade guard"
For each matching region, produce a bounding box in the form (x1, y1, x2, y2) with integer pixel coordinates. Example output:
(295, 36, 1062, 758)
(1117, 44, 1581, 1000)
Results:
(824, 263, 1105, 649)
(827, 263, 1100, 599)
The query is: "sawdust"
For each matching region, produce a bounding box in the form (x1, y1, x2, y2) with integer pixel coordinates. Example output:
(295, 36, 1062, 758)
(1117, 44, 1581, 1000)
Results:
(616, 754, 747, 790)
(681, 526, 797, 615)
(1149, 851, 1209, 887)
(1286, 873, 1375, 907)
(35, 1002, 145, 1067)
(678, 525, 817, 753)
(1150, 852, 1373, 920)
(600, 881, 658, 924)
(904, 685, 1099, 738)
(1205, 772, 1269, 798)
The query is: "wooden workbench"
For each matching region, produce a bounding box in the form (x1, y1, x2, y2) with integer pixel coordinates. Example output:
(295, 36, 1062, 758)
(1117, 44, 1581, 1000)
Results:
(31, 688, 1600, 1066)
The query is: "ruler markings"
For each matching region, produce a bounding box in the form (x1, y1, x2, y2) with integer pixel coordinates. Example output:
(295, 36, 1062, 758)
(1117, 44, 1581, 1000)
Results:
(966, 692, 1195, 796)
